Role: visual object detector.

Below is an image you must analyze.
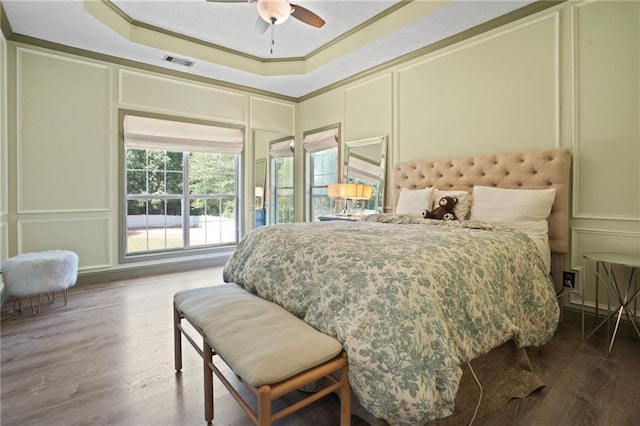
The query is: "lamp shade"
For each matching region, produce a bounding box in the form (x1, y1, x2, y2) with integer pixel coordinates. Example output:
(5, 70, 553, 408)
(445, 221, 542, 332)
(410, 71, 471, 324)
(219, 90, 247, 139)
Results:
(328, 183, 373, 200)
(257, 0, 291, 25)
(358, 185, 373, 200)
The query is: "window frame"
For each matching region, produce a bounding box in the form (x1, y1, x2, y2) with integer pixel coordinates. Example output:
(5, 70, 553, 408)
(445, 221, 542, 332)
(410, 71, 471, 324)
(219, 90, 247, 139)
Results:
(119, 110, 245, 263)
(303, 124, 341, 222)
(268, 136, 295, 225)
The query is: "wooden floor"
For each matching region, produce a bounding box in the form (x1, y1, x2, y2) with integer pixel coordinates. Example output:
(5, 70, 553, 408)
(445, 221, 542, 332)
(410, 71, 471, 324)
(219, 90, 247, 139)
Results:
(2, 267, 640, 426)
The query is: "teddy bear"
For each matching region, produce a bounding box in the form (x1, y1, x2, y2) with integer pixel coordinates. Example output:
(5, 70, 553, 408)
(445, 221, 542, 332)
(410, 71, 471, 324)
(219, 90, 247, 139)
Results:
(422, 196, 459, 220)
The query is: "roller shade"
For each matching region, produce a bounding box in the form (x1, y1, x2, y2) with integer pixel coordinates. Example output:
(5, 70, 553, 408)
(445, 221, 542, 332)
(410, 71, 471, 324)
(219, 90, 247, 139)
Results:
(124, 115, 244, 154)
(269, 138, 295, 158)
(303, 127, 338, 153)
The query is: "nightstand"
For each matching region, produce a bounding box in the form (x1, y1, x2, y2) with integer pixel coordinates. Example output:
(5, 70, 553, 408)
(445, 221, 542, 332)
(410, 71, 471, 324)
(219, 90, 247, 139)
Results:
(581, 252, 640, 355)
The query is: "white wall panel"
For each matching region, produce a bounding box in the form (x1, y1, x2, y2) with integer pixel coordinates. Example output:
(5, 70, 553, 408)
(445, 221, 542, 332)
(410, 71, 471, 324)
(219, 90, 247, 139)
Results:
(397, 14, 559, 161)
(250, 97, 294, 133)
(17, 217, 112, 270)
(572, 1, 640, 220)
(344, 74, 392, 142)
(298, 89, 344, 133)
(571, 228, 640, 271)
(0, 221, 6, 309)
(17, 49, 111, 213)
(0, 222, 7, 264)
(119, 69, 245, 122)
(0, 33, 7, 217)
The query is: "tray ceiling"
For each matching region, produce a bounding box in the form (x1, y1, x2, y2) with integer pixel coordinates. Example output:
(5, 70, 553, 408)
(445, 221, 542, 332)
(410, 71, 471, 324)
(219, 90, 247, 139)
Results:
(1, 0, 538, 99)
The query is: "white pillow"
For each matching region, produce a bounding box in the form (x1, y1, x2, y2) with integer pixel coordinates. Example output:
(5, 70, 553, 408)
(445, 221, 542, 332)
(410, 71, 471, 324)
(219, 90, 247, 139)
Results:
(395, 187, 434, 215)
(432, 189, 470, 220)
(470, 185, 556, 271)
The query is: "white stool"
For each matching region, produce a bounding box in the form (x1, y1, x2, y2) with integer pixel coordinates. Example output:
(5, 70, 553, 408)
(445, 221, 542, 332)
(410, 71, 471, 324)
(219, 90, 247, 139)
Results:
(2, 250, 79, 314)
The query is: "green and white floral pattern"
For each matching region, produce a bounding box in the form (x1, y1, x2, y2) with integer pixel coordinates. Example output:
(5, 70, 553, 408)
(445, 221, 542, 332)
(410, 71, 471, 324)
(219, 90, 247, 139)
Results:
(223, 214, 559, 425)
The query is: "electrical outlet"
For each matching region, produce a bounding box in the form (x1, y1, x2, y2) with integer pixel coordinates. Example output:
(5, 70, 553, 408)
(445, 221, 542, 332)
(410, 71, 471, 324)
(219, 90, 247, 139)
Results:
(563, 271, 575, 288)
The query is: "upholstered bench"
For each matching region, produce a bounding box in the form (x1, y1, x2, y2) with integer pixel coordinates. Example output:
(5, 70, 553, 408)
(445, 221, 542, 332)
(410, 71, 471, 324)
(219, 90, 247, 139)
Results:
(2, 250, 79, 314)
(173, 284, 351, 426)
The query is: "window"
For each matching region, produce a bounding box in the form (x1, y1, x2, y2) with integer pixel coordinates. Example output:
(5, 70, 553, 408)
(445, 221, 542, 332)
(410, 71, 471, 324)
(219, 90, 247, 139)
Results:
(122, 114, 243, 259)
(269, 138, 294, 224)
(303, 126, 340, 222)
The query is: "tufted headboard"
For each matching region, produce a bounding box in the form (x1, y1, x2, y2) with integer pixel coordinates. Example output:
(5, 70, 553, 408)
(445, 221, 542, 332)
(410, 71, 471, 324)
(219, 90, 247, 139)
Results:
(393, 149, 571, 291)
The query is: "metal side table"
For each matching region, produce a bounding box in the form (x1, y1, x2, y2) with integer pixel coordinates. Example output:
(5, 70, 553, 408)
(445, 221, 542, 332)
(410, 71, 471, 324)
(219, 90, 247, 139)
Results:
(581, 252, 640, 355)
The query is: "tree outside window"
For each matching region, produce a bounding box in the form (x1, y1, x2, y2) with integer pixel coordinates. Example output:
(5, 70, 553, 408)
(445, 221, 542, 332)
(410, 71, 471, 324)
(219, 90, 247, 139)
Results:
(272, 156, 294, 224)
(303, 125, 340, 222)
(123, 114, 242, 259)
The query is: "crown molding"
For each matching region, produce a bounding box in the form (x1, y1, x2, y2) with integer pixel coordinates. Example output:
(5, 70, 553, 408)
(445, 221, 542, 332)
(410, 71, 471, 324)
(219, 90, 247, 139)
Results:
(7, 34, 298, 103)
(298, 0, 565, 101)
(85, 0, 442, 77)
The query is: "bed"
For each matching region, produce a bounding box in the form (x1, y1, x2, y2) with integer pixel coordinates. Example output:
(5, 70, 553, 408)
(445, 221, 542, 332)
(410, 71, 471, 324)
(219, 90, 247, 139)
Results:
(222, 148, 571, 425)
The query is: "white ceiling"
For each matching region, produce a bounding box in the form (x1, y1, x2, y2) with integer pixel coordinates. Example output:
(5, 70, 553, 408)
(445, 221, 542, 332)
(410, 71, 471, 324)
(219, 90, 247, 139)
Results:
(2, 0, 537, 99)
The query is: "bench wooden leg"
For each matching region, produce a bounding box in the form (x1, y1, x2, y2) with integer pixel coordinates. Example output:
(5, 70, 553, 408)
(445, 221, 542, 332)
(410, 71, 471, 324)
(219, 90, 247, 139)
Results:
(257, 385, 272, 426)
(174, 303, 350, 426)
(173, 304, 182, 372)
(204, 339, 214, 424)
(339, 352, 351, 426)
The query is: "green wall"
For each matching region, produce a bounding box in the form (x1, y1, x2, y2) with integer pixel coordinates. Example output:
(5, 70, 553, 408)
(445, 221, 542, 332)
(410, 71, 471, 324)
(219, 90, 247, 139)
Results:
(3, 42, 295, 280)
(297, 1, 640, 314)
(1, 1, 638, 317)
(0, 26, 7, 302)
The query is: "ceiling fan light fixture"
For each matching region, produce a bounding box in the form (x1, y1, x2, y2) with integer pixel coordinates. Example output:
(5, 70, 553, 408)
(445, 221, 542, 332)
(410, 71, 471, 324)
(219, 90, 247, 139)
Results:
(256, 0, 291, 25)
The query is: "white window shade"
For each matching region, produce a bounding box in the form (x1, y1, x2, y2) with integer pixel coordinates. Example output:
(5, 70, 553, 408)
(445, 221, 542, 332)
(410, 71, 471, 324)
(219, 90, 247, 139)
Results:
(124, 115, 243, 154)
(348, 156, 381, 182)
(303, 127, 338, 153)
(269, 139, 294, 158)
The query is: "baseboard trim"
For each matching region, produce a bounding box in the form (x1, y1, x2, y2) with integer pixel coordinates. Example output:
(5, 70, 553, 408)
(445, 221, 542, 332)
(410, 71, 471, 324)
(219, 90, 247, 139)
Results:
(76, 254, 230, 286)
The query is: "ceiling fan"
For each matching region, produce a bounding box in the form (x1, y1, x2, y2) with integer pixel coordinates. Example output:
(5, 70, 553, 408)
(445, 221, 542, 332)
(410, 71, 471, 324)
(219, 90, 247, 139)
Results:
(207, 0, 326, 34)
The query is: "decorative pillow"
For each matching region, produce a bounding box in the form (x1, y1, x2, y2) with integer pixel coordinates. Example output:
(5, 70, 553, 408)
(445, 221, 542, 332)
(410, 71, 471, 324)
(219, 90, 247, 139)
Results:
(470, 185, 556, 271)
(432, 189, 470, 220)
(470, 186, 556, 235)
(395, 187, 434, 215)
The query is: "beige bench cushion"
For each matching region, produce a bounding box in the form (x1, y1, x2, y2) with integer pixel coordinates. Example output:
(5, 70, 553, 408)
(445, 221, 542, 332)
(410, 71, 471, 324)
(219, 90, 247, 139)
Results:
(174, 283, 343, 387)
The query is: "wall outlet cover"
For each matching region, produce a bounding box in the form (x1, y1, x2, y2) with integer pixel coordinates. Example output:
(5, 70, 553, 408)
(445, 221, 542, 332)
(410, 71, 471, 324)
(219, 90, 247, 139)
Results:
(563, 271, 576, 288)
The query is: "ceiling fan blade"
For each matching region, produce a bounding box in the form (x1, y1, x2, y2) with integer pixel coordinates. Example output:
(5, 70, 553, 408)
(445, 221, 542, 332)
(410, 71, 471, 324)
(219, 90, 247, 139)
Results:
(290, 4, 325, 28)
(255, 16, 270, 34)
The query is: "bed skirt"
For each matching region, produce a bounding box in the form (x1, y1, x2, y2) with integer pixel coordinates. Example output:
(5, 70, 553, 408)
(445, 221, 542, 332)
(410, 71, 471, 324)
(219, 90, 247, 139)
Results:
(348, 340, 544, 425)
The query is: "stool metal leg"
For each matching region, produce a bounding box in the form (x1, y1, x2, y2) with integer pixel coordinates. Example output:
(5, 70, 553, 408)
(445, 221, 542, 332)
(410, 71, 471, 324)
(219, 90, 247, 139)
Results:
(635, 268, 639, 340)
(28, 294, 41, 314)
(601, 263, 639, 355)
(609, 306, 624, 354)
(621, 268, 640, 338)
(14, 296, 23, 312)
(581, 262, 586, 341)
(595, 261, 600, 330)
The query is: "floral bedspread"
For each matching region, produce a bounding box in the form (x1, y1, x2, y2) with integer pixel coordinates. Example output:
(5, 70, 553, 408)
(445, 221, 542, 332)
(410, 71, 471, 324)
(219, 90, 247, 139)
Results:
(222, 214, 559, 425)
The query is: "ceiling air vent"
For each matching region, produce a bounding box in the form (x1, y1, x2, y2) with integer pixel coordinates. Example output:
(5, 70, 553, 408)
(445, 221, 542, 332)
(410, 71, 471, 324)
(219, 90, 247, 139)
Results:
(163, 55, 195, 67)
